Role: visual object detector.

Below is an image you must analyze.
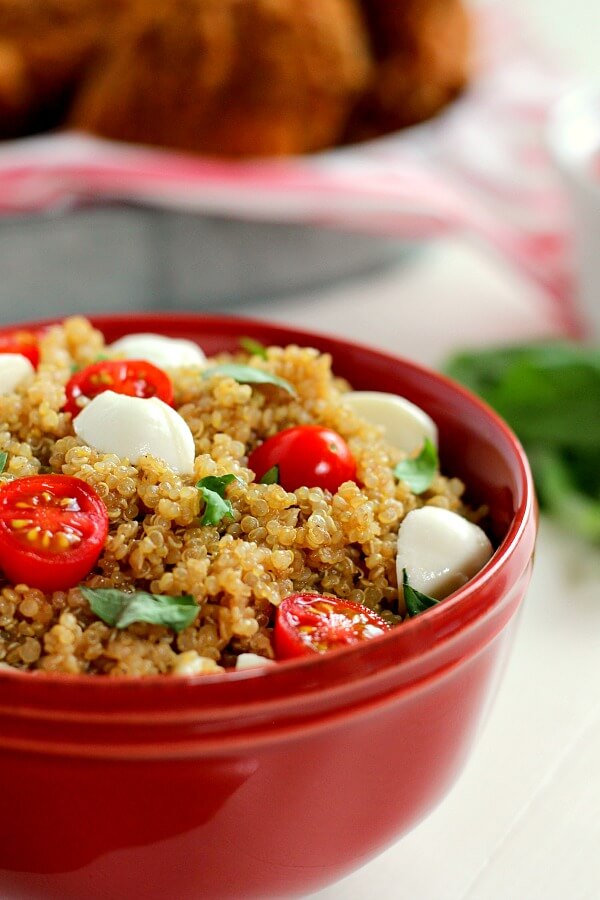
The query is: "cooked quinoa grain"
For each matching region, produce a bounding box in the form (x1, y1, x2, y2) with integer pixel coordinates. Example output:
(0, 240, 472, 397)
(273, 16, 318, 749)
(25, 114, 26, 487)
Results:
(0, 317, 476, 676)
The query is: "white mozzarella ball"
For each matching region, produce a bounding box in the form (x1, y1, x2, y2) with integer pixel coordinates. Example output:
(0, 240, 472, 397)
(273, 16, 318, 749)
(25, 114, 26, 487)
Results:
(74, 390, 196, 475)
(344, 391, 437, 454)
(0, 354, 35, 394)
(109, 333, 206, 369)
(397, 506, 493, 600)
(235, 653, 276, 671)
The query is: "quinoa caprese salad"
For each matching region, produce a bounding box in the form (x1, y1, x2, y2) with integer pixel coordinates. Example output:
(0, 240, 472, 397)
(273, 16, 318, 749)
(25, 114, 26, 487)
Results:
(0, 318, 492, 675)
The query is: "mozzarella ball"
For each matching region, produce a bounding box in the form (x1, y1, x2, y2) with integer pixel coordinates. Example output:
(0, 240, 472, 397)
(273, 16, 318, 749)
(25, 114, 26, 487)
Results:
(345, 391, 437, 454)
(73, 390, 196, 475)
(109, 333, 206, 369)
(397, 506, 493, 600)
(0, 354, 35, 394)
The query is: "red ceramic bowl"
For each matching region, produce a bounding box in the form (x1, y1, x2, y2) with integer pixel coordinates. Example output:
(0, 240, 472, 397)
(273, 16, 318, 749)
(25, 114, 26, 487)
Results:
(0, 314, 536, 900)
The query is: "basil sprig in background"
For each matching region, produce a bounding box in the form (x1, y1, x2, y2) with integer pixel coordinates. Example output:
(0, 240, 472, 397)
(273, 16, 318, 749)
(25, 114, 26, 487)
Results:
(445, 341, 600, 543)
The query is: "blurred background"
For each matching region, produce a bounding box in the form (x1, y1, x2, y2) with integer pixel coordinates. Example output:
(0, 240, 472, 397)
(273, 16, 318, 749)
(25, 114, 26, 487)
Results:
(0, 0, 597, 352)
(1, 1, 598, 898)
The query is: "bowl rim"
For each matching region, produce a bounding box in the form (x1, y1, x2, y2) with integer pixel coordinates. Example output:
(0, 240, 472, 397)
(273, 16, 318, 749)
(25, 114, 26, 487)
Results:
(0, 312, 536, 714)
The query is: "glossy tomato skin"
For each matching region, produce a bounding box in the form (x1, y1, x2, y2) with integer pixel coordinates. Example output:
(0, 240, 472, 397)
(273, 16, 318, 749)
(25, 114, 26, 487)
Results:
(275, 593, 390, 658)
(248, 425, 356, 494)
(0, 475, 109, 592)
(0, 330, 40, 368)
(64, 359, 173, 417)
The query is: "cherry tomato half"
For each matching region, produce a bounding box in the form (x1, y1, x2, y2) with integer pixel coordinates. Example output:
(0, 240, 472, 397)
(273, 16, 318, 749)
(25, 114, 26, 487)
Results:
(248, 425, 356, 494)
(0, 475, 109, 592)
(0, 330, 40, 368)
(274, 593, 390, 658)
(64, 359, 173, 417)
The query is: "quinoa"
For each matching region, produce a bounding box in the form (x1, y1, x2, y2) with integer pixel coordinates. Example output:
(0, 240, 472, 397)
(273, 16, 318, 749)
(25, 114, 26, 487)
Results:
(0, 317, 472, 676)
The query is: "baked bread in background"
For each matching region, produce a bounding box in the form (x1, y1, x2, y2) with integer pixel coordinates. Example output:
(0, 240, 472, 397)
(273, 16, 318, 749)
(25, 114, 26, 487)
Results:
(350, 0, 471, 138)
(70, 0, 373, 157)
(0, 0, 125, 138)
(0, 0, 471, 155)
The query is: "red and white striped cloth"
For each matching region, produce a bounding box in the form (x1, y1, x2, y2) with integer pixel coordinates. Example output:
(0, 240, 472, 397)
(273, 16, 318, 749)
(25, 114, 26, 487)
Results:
(0, 7, 581, 334)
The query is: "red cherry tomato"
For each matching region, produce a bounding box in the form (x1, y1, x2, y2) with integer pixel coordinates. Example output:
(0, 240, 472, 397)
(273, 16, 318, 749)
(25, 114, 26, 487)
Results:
(0, 330, 40, 368)
(274, 593, 390, 658)
(248, 425, 356, 494)
(0, 475, 109, 592)
(64, 359, 173, 417)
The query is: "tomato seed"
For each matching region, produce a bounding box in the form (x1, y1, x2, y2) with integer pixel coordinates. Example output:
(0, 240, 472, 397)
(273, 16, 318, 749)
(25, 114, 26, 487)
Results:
(59, 497, 79, 509)
(54, 532, 80, 550)
(10, 519, 32, 529)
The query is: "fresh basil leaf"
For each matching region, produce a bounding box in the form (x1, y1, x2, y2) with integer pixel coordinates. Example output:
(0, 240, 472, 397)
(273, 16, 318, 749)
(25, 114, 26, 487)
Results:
(444, 342, 600, 543)
(402, 569, 440, 617)
(239, 337, 268, 360)
(394, 438, 438, 494)
(0, 452, 7, 474)
(81, 586, 199, 632)
(197, 474, 242, 526)
(528, 447, 600, 543)
(445, 343, 600, 449)
(203, 363, 296, 397)
(259, 465, 279, 485)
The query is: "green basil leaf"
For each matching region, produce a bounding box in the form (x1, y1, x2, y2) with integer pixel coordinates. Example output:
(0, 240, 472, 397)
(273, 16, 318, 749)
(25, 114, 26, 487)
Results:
(0, 452, 7, 475)
(402, 569, 439, 617)
(197, 474, 242, 526)
(528, 447, 600, 543)
(444, 342, 600, 543)
(239, 337, 268, 360)
(394, 437, 438, 494)
(445, 342, 600, 449)
(81, 586, 199, 632)
(203, 363, 296, 397)
(259, 465, 279, 485)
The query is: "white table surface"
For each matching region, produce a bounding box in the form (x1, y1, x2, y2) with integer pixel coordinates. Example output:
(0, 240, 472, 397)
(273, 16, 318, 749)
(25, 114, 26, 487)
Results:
(240, 0, 600, 887)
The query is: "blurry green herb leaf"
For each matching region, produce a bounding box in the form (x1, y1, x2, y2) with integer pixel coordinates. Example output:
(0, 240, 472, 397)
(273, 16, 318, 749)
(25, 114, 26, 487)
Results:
(81, 586, 199, 632)
(393, 437, 438, 494)
(445, 342, 600, 448)
(260, 465, 279, 485)
(527, 446, 600, 543)
(0, 452, 7, 475)
(444, 342, 600, 543)
(203, 363, 296, 396)
(197, 474, 242, 526)
(402, 569, 439, 617)
(239, 337, 268, 360)
(71, 355, 108, 374)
